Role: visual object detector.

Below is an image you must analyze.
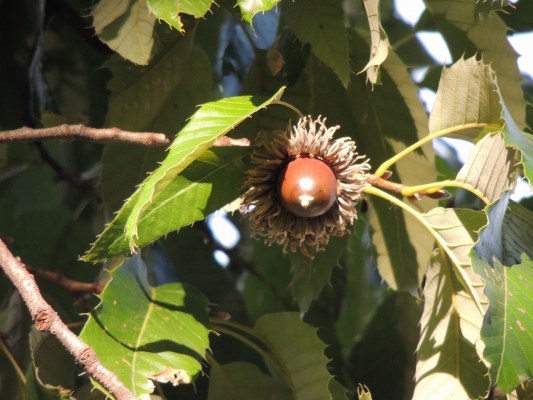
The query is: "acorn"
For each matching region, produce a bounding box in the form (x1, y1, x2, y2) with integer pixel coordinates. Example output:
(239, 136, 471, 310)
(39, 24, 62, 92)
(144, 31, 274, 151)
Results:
(242, 116, 370, 257)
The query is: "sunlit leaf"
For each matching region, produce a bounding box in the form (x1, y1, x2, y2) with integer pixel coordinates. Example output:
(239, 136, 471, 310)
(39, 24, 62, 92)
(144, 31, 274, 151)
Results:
(207, 362, 292, 400)
(425, 0, 526, 129)
(123, 88, 284, 248)
(289, 235, 349, 313)
(84, 146, 251, 262)
(456, 132, 516, 203)
(80, 256, 210, 399)
(428, 56, 503, 139)
(254, 312, 333, 399)
(147, 0, 214, 32)
(92, 0, 156, 65)
(413, 250, 490, 400)
(282, 0, 350, 86)
(422, 207, 487, 312)
(359, 0, 389, 85)
(238, 0, 282, 25)
(473, 255, 533, 394)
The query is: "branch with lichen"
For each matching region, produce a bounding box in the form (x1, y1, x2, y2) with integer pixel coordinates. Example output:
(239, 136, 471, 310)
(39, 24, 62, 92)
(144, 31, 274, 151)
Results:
(0, 125, 171, 146)
(0, 239, 135, 400)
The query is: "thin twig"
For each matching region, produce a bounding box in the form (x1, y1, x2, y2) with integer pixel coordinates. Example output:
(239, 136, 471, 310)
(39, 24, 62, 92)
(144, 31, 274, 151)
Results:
(365, 173, 450, 201)
(0, 240, 135, 400)
(33, 141, 102, 201)
(0, 125, 170, 146)
(24, 263, 103, 295)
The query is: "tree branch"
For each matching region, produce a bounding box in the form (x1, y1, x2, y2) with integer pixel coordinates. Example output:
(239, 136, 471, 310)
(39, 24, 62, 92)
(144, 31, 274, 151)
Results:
(365, 173, 451, 201)
(0, 125, 170, 146)
(24, 263, 103, 295)
(0, 239, 135, 400)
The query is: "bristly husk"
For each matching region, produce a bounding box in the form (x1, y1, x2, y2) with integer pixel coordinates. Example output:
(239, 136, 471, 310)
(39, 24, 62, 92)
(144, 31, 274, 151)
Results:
(241, 116, 370, 257)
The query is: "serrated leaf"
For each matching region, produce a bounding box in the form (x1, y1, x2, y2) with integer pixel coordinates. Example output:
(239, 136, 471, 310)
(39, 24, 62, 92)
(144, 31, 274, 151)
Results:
(254, 312, 333, 400)
(238, 0, 281, 25)
(289, 235, 349, 313)
(422, 207, 487, 313)
(474, 192, 533, 267)
(147, 0, 213, 32)
(207, 361, 292, 400)
(93, 0, 156, 65)
(429, 56, 503, 139)
(413, 250, 490, 400)
(79, 256, 210, 399)
(124, 88, 284, 248)
(282, 0, 350, 86)
(25, 365, 71, 400)
(84, 146, 251, 262)
(473, 255, 533, 393)
(359, 0, 390, 85)
(425, 0, 525, 129)
(456, 132, 516, 203)
(29, 330, 75, 394)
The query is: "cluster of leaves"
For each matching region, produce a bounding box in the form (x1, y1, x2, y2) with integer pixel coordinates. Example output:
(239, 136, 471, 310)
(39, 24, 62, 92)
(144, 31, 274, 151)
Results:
(1, 0, 533, 399)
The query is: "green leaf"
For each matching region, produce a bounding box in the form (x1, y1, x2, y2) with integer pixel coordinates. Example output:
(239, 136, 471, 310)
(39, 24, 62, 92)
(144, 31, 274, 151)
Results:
(123, 88, 284, 248)
(413, 250, 490, 400)
(25, 365, 71, 400)
(242, 239, 293, 324)
(84, 146, 251, 262)
(473, 255, 533, 393)
(282, 0, 350, 86)
(347, 291, 421, 400)
(92, 0, 156, 65)
(422, 207, 487, 313)
(501, 102, 533, 189)
(147, 0, 213, 32)
(79, 256, 210, 399)
(474, 192, 533, 267)
(207, 361, 292, 400)
(359, 0, 390, 85)
(238, 0, 282, 25)
(254, 312, 333, 400)
(29, 330, 75, 396)
(328, 378, 350, 400)
(105, 34, 198, 132)
(289, 234, 349, 313)
(428, 56, 503, 139)
(455, 132, 517, 203)
(335, 218, 380, 358)
(424, 0, 526, 129)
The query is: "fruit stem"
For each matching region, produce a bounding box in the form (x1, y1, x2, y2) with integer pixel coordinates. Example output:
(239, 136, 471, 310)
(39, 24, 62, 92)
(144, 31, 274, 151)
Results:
(374, 123, 500, 177)
(271, 100, 303, 119)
